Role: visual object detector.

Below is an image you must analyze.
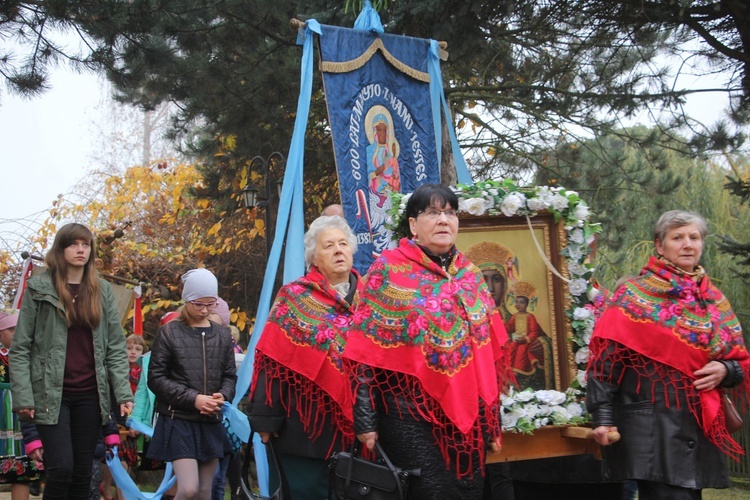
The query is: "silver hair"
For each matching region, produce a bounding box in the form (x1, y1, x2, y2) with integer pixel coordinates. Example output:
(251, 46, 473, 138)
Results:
(654, 210, 708, 244)
(303, 216, 358, 269)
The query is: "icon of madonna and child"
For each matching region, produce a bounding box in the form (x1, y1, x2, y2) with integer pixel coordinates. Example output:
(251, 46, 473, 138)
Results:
(466, 241, 555, 391)
(355, 105, 403, 256)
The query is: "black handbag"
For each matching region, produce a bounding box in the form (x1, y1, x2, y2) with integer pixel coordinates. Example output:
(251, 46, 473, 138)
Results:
(329, 441, 419, 500)
(239, 435, 289, 500)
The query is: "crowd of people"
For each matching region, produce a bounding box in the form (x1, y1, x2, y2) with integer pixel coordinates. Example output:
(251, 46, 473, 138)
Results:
(1, 186, 747, 500)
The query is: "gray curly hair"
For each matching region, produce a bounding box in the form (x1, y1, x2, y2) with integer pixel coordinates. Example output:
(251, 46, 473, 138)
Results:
(304, 216, 358, 269)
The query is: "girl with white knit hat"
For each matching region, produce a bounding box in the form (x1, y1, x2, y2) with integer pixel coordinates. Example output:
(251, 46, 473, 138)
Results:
(146, 268, 237, 500)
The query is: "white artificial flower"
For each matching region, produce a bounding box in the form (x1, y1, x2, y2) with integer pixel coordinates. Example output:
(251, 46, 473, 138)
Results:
(565, 402, 584, 418)
(567, 245, 584, 260)
(501, 410, 522, 429)
(526, 197, 547, 211)
(576, 369, 588, 387)
(583, 315, 596, 333)
(575, 346, 589, 364)
(573, 307, 592, 320)
(500, 192, 525, 216)
(567, 261, 587, 276)
(514, 389, 535, 402)
(573, 203, 590, 221)
(569, 228, 585, 244)
(535, 390, 567, 406)
(568, 278, 588, 296)
(488, 188, 499, 196)
(500, 395, 517, 408)
(583, 330, 593, 345)
(550, 194, 569, 211)
(550, 408, 570, 425)
(459, 197, 487, 216)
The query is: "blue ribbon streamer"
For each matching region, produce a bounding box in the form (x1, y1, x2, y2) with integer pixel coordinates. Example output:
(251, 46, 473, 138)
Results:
(222, 402, 250, 443)
(428, 40, 473, 185)
(230, 19, 321, 497)
(353, 0, 384, 33)
(125, 417, 153, 438)
(105, 446, 176, 499)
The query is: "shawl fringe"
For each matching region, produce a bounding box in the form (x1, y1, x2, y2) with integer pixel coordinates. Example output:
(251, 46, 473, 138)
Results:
(358, 367, 500, 478)
(589, 337, 745, 460)
(254, 354, 354, 458)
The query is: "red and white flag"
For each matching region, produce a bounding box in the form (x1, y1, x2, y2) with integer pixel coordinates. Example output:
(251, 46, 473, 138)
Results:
(12, 258, 34, 309)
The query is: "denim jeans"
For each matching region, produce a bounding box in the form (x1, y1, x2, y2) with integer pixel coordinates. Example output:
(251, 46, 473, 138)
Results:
(211, 452, 231, 500)
(36, 392, 102, 500)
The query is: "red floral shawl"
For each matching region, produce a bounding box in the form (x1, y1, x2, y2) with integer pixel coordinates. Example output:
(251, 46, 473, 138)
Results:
(589, 256, 750, 458)
(344, 238, 511, 476)
(251, 267, 361, 450)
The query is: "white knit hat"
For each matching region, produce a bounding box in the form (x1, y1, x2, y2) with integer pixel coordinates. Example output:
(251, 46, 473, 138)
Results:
(181, 268, 219, 302)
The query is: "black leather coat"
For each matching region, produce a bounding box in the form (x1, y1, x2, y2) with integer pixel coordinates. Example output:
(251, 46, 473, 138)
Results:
(354, 365, 484, 499)
(586, 343, 742, 489)
(148, 320, 237, 423)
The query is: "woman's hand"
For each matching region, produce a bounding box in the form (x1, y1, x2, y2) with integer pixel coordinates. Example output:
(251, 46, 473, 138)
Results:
(258, 431, 277, 443)
(195, 394, 223, 415)
(357, 431, 378, 451)
(694, 361, 728, 391)
(120, 402, 134, 417)
(592, 425, 619, 446)
(16, 408, 34, 421)
(489, 434, 502, 453)
(28, 448, 43, 462)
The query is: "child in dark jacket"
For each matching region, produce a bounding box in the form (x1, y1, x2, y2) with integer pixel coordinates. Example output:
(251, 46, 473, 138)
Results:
(147, 269, 237, 500)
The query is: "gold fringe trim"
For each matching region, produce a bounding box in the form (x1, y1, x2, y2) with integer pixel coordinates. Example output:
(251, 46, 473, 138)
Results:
(321, 38, 430, 83)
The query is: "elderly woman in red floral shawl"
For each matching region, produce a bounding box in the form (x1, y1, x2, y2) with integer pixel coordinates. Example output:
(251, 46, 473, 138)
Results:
(343, 184, 512, 498)
(248, 215, 361, 499)
(587, 210, 750, 499)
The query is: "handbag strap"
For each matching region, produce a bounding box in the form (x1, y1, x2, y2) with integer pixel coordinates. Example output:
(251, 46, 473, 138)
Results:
(374, 441, 405, 500)
(241, 433, 289, 500)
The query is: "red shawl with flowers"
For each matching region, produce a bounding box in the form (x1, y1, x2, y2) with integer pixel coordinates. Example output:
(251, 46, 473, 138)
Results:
(589, 256, 750, 459)
(250, 267, 361, 454)
(344, 238, 512, 477)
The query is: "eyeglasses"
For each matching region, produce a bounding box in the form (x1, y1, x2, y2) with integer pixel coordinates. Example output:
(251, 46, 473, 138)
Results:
(188, 300, 218, 311)
(418, 209, 458, 219)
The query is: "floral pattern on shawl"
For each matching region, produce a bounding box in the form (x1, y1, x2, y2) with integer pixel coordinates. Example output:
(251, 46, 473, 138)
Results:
(610, 257, 744, 355)
(269, 271, 356, 372)
(354, 240, 495, 375)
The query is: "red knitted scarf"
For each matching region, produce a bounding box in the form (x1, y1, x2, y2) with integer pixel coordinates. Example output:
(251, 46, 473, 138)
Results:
(250, 267, 361, 455)
(344, 238, 512, 477)
(589, 256, 750, 459)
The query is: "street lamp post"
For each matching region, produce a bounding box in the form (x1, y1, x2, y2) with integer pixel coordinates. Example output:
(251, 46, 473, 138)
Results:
(241, 150, 285, 260)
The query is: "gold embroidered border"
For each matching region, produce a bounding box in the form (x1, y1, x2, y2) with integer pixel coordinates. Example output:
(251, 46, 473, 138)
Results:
(321, 38, 430, 83)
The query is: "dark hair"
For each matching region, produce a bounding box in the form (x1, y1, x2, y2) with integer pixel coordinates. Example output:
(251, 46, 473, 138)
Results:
(45, 223, 101, 328)
(405, 184, 458, 220)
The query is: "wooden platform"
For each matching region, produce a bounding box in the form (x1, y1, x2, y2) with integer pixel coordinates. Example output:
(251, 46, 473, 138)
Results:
(486, 426, 602, 463)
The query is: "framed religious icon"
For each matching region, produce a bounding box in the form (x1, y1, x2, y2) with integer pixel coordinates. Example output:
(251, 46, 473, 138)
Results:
(457, 213, 573, 391)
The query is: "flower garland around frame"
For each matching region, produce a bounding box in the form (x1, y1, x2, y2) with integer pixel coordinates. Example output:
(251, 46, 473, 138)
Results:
(385, 179, 605, 433)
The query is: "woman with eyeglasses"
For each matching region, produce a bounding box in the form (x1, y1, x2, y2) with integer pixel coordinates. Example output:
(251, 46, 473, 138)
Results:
(10, 222, 134, 499)
(343, 184, 512, 498)
(147, 268, 237, 500)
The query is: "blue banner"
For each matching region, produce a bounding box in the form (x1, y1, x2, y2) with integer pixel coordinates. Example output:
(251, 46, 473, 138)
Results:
(319, 25, 440, 274)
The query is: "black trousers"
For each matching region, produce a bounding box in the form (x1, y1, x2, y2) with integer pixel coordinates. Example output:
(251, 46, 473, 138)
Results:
(36, 392, 102, 500)
(637, 480, 702, 500)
